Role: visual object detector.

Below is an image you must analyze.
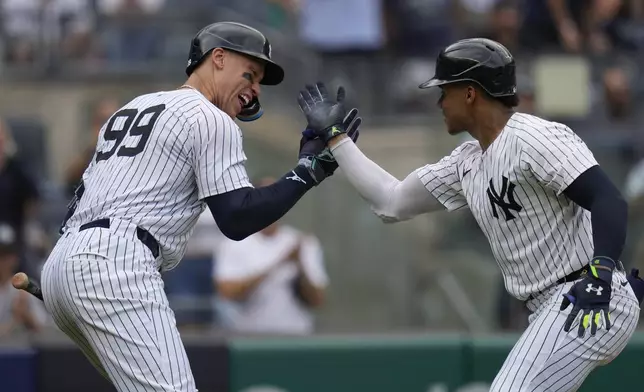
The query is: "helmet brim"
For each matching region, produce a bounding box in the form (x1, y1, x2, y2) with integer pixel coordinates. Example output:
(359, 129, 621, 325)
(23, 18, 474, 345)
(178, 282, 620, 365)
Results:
(261, 60, 284, 86)
(232, 49, 284, 85)
(418, 78, 451, 89)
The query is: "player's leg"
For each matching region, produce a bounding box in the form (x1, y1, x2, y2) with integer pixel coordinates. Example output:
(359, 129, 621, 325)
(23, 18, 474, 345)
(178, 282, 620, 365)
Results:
(490, 271, 640, 392)
(41, 250, 110, 381)
(46, 232, 197, 392)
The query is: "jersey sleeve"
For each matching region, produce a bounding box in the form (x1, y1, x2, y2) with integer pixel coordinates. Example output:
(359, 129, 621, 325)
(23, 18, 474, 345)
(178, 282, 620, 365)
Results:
(414, 142, 473, 211)
(193, 108, 252, 199)
(518, 124, 598, 195)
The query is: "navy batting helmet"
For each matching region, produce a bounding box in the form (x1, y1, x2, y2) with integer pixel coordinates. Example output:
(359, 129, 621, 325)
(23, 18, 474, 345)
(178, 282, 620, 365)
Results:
(186, 21, 284, 86)
(419, 38, 516, 97)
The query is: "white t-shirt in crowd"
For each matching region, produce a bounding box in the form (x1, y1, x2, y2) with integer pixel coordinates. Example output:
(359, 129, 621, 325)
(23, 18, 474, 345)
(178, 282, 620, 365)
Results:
(214, 225, 328, 335)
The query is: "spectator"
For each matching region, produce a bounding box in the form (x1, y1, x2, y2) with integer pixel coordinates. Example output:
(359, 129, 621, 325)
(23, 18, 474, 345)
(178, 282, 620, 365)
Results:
(298, 0, 386, 114)
(0, 0, 94, 64)
(624, 148, 644, 270)
(97, 0, 166, 63)
(0, 118, 40, 267)
(521, 0, 623, 54)
(64, 97, 120, 197)
(213, 177, 328, 335)
(164, 211, 225, 327)
(0, 225, 49, 338)
(605, 0, 644, 52)
(479, 0, 522, 53)
(384, 0, 455, 57)
(455, 0, 505, 39)
(590, 66, 643, 165)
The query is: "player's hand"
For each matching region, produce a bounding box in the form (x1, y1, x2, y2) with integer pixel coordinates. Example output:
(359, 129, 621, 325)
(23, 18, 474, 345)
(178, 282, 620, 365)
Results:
(297, 108, 361, 184)
(297, 82, 348, 143)
(560, 257, 615, 338)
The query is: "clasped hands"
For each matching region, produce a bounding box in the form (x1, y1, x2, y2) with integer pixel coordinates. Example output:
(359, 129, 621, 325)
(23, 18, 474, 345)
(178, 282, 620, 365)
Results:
(295, 82, 361, 185)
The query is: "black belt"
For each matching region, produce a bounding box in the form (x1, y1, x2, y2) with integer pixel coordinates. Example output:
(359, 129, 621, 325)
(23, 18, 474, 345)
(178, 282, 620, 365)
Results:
(527, 262, 625, 303)
(79, 218, 160, 259)
(556, 266, 589, 285)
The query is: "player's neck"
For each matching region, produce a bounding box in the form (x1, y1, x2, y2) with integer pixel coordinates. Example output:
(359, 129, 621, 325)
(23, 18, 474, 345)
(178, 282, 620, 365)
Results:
(182, 74, 216, 104)
(470, 109, 514, 151)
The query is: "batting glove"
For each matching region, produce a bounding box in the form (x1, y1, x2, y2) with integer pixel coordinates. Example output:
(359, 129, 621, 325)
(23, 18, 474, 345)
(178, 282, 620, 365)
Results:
(297, 82, 348, 143)
(297, 109, 361, 184)
(560, 256, 615, 338)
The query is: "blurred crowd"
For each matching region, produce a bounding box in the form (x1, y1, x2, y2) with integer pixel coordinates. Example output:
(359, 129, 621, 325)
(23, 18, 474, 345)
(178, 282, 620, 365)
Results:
(2, 0, 644, 338)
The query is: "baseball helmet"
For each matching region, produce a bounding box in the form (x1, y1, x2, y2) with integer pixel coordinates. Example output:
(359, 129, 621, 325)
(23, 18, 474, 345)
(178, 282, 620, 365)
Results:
(419, 38, 516, 97)
(186, 21, 284, 86)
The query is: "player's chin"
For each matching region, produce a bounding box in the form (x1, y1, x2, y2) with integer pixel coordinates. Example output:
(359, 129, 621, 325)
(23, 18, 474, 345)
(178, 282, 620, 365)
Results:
(227, 103, 242, 119)
(445, 123, 464, 135)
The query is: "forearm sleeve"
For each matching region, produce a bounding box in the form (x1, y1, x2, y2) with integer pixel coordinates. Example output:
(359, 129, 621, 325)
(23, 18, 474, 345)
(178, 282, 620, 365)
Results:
(206, 166, 314, 240)
(331, 137, 443, 222)
(563, 165, 628, 261)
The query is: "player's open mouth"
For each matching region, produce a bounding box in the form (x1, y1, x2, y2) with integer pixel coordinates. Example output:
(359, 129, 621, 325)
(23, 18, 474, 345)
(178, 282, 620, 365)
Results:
(238, 93, 251, 109)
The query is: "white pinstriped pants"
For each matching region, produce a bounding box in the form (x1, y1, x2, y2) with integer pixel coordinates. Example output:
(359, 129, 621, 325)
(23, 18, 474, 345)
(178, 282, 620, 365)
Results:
(490, 270, 640, 392)
(41, 220, 197, 392)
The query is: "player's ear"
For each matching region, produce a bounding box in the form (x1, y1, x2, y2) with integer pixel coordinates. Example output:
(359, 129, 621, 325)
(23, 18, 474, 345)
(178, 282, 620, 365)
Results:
(466, 86, 475, 103)
(211, 48, 226, 71)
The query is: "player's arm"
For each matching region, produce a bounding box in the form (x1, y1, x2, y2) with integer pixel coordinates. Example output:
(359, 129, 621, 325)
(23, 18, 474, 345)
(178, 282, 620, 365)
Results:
(519, 124, 626, 335)
(328, 136, 445, 222)
(194, 107, 335, 241)
(519, 125, 626, 261)
(562, 166, 627, 262)
(297, 82, 467, 221)
(205, 173, 314, 241)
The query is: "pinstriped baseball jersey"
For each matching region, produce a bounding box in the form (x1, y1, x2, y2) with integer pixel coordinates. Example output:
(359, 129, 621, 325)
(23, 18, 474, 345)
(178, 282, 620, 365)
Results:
(416, 112, 598, 300)
(64, 88, 251, 270)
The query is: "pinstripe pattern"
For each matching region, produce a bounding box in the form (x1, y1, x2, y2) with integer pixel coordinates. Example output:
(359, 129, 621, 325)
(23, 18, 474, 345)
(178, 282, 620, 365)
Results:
(416, 112, 597, 301)
(40, 88, 255, 390)
(415, 111, 640, 390)
(489, 270, 639, 392)
(64, 88, 251, 271)
(42, 221, 197, 391)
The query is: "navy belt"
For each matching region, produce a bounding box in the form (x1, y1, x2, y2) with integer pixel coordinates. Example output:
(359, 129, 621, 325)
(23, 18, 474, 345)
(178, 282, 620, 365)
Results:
(79, 218, 160, 259)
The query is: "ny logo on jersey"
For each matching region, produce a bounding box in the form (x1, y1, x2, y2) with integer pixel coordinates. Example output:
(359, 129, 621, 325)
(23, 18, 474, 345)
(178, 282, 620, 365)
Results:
(487, 176, 522, 221)
(586, 284, 603, 296)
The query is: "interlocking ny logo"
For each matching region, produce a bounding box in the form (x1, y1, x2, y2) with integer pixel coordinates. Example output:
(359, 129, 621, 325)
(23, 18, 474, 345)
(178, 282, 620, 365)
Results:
(586, 284, 603, 296)
(487, 176, 522, 221)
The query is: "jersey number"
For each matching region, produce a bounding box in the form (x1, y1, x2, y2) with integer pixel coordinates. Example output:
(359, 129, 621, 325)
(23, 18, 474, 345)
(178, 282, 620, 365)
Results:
(95, 104, 166, 162)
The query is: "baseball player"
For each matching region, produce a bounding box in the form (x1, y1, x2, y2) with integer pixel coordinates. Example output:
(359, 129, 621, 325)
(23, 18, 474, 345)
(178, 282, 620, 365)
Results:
(298, 38, 641, 391)
(35, 22, 360, 392)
